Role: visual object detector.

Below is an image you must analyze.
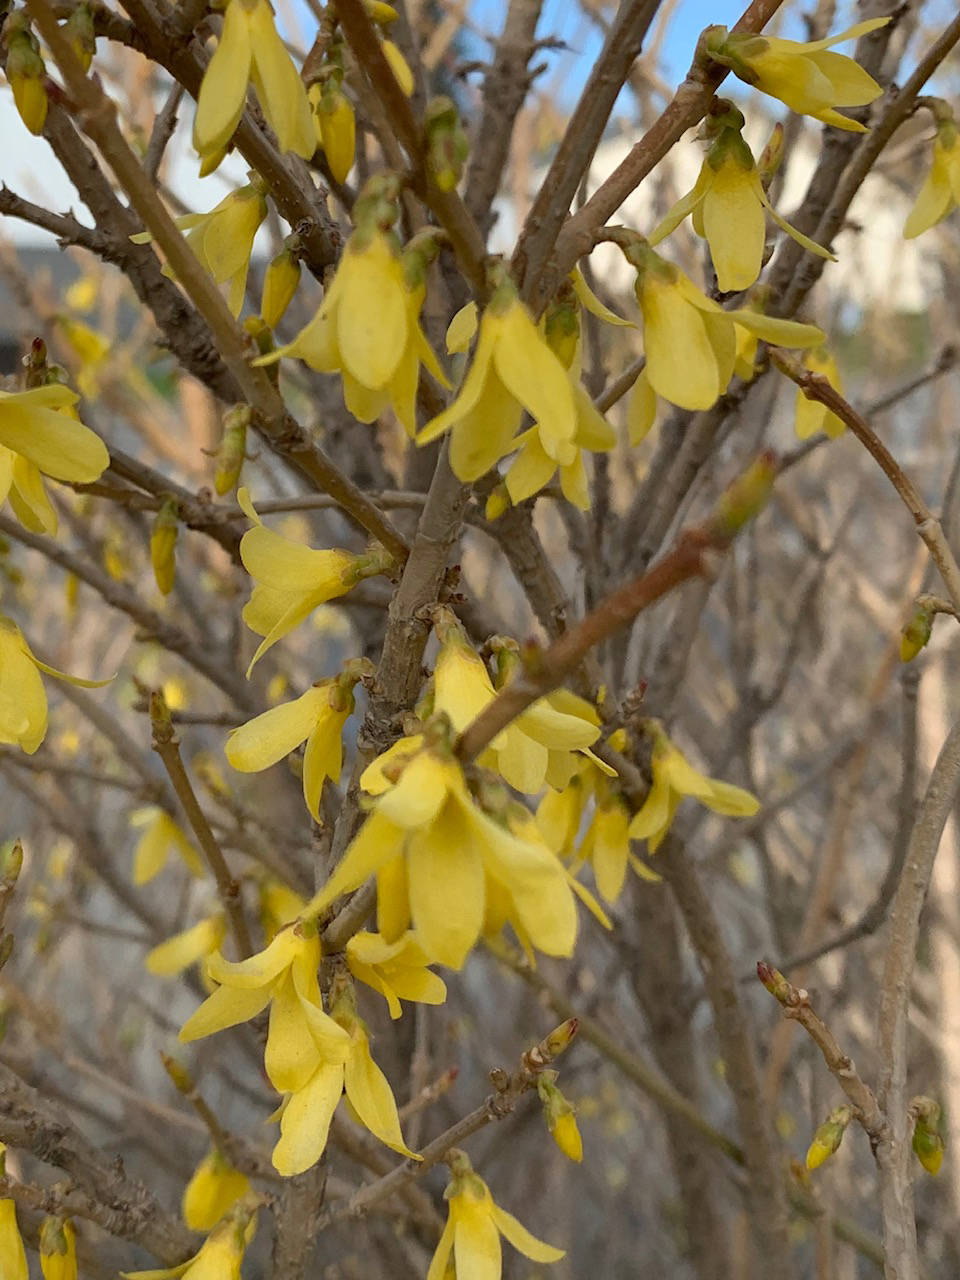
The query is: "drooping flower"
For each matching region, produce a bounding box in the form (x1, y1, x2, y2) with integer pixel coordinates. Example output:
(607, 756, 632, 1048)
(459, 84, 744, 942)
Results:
(345, 929, 447, 1019)
(417, 271, 578, 481)
(256, 182, 448, 433)
(123, 1202, 257, 1280)
(649, 101, 833, 292)
(130, 807, 204, 885)
(236, 490, 394, 674)
(0, 616, 112, 755)
(271, 975, 418, 1175)
(793, 346, 845, 439)
(182, 1150, 251, 1232)
(193, 0, 314, 164)
(305, 720, 580, 970)
(427, 1150, 564, 1280)
(904, 108, 960, 239)
(628, 720, 759, 852)
(0, 385, 109, 505)
(39, 1218, 77, 1280)
(705, 18, 889, 132)
(620, 236, 825, 411)
(225, 662, 370, 820)
(145, 914, 226, 977)
(132, 179, 268, 319)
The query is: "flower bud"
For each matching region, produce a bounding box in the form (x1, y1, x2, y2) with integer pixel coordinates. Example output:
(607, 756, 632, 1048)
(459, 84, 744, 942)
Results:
(261, 245, 301, 329)
(805, 1104, 853, 1170)
(484, 484, 510, 521)
(538, 1073, 583, 1162)
(39, 1217, 77, 1280)
(900, 603, 933, 662)
(708, 451, 777, 541)
(757, 122, 784, 189)
(912, 1097, 944, 1175)
(5, 18, 48, 135)
(214, 405, 250, 495)
(310, 83, 356, 185)
(63, 2, 95, 71)
(424, 96, 469, 193)
(381, 38, 413, 96)
(150, 497, 179, 596)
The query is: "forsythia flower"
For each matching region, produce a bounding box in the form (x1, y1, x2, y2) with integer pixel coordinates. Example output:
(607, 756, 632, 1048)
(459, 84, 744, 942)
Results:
(39, 1218, 77, 1280)
(309, 81, 355, 184)
(0, 385, 109, 509)
(579, 785, 647, 903)
(625, 238, 825, 411)
(628, 720, 759, 852)
(417, 273, 578, 481)
(649, 101, 833, 292)
(257, 182, 448, 434)
(236, 490, 393, 674)
(133, 179, 268, 319)
(793, 346, 845, 439)
(145, 914, 226, 977)
(538, 1072, 583, 1162)
(306, 723, 580, 969)
(705, 18, 889, 132)
(182, 1150, 251, 1231)
(260, 245, 301, 329)
(124, 1202, 257, 1280)
(904, 109, 960, 239)
(0, 616, 111, 754)
(130, 807, 205, 885)
(193, 0, 314, 163)
(427, 1150, 564, 1280)
(271, 977, 418, 1175)
(345, 929, 447, 1018)
(225, 663, 369, 820)
(431, 612, 602, 794)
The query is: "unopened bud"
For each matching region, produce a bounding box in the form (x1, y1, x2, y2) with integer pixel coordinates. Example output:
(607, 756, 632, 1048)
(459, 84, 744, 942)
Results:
(756, 960, 796, 1005)
(424, 96, 469, 193)
(484, 484, 510, 521)
(757, 122, 784, 189)
(900, 604, 933, 663)
(261, 246, 301, 329)
(310, 83, 355, 185)
(381, 39, 413, 96)
(805, 1104, 853, 1170)
(0, 934, 14, 973)
(5, 20, 47, 135)
(708, 451, 777, 541)
(1, 839, 23, 886)
(912, 1097, 944, 1175)
(539, 1017, 579, 1062)
(543, 289, 580, 370)
(214, 405, 251, 495)
(538, 1072, 583, 1162)
(161, 1052, 195, 1095)
(63, 2, 96, 71)
(150, 497, 179, 595)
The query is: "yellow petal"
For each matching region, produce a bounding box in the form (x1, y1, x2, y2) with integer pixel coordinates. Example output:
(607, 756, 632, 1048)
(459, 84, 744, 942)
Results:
(240, 525, 355, 594)
(336, 240, 408, 388)
(265, 971, 323, 1093)
(248, 0, 315, 157)
(146, 915, 225, 976)
(453, 1201, 501, 1279)
(272, 1060, 344, 1176)
(343, 1026, 419, 1157)
(448, 370, 524, 482)
(639, 277, 720, 410)
(426, 1217, 456, 1280)
(226, 687, 326, 773)
(569, 267, 633, 326)
(904, 139, 955, 239)
(407, 803, 485, 969)
(627, 769, 672, 841)
(305, 811, 403, 917)
(494, 302, 577, 459)
(193, 0, 251, 156)
(179, 980, 275, 1041)
(302, 711, 345, 821)
(489, 1203, 565, 1263)
(0, 1200, 28, 1280)
(701, 159, 765, 292)
(375, 752, 455, 829)
(627, 370, 656, 444)
(206, 927, 302, 989)
(0, 395, 109, 483)
(182, 1152, 250, 1232)
(446, 302, 478, 354)
(0, 629, 47, 754)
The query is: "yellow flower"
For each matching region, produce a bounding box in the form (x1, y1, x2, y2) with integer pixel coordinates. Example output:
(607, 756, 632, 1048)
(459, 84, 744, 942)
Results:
(649, 101, 833, 292)
(124, 1203, 256, 1280)
(431, 614, 602, 794)
(580, 792, 635, 903)
(271, 977, 418, 1175)
(793, 346, 845, 439)
(179, 921, 350, 1097)
(628, 720, 759, 852)
(417, 275, 578, 481)
(706, 18, 889, 132)
(133, 181, 267, 319)
(146, 914, 226, 977)
(0, 616, 111, 755)
(345, 929, 447, 1019)
(130, 807, 205, 884)
(225, 666, 366, 820)
(309, 82, 355, 184)
(182, 1150, 251, 1232)
(0, 1196, 28, 1280)
(260, 246, 301, 329)
(39, 1218, 77, 1280)
(427, 1150, 564, 1280)
(0, 385, 109, 498)
(306, 726, 580, 970)
(628, 240, 825, 411)
(0, 448, 57, 534)
(904, 114, 960, 239)
(193, 0, 314, 162)
(257, 215, 447, 435)
(236, 489, 393, 674)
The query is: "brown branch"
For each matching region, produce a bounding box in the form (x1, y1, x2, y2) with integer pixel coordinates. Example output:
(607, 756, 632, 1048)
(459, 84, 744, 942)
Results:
(150, 692, 253, 958)
(770, 349, 960, 613)
(757, 963, 885, 1140)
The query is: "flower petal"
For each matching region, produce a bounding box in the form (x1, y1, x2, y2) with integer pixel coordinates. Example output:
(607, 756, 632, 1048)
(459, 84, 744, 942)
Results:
(272, 1061, 344, 1176)
(490, 1203, 565, 1263)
